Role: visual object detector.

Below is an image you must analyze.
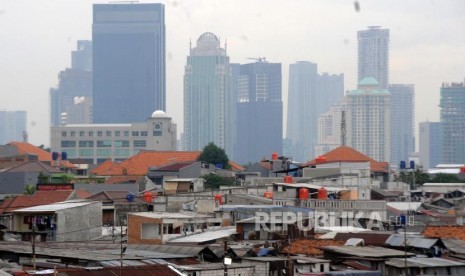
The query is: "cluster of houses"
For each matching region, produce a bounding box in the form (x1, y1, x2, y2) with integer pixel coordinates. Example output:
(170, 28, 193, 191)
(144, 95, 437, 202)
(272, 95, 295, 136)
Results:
(0, 142, 465, 275)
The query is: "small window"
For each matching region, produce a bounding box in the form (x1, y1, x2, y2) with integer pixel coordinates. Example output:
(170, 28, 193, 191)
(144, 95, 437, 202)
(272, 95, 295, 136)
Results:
(61, 131, 67, 137)
(70, 131, 76, 137)
(88, 131, 94, 137)
(79, 131, 85, 137)
(97, 131, 103, 137)
(106, 131, 111, 137)
(132, 131, 139, 136)
(141, 131, 148, 136)
(124, 131, 129, 137)
(115, 131, 120, 137)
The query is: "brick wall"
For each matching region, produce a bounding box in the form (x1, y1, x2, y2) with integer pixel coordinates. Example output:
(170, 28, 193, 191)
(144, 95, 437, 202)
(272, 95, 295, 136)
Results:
(127, 214, 162, 244)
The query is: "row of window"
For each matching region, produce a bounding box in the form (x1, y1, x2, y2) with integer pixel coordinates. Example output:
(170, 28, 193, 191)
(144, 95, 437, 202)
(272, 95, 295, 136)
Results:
(61, 140, 147, 148)
(61, 130, 152, 137)
(61, 149, 137, 158)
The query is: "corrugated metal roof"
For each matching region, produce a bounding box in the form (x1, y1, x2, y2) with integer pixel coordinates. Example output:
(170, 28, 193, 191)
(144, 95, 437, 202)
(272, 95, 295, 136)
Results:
(442, 238, 465, 254)
(386, 202, 422, 211)
(12, 200, 98, 213)
(385, 234, 438, 249)
(322, 246, 414, 258)
(386, 257, 465, 268)
(168, 227, 236, 243)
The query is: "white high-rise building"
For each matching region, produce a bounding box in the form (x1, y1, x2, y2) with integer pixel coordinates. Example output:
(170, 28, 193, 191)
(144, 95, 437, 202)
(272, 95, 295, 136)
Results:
(347, 77, 391, 162)
(315, 101, 346, 156)
(358, 26, 389, 89)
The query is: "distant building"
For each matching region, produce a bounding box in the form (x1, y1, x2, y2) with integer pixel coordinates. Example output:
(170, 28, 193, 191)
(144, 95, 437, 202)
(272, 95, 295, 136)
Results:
(419, 122, 442, 169)
(286, 61, 344, 162)
(389, 84, 415, 168)
(358, 26, 389, 89)
(235, 60, 283, 164)
(92, 3, 166, 123)
(0, 111, 27, 144)
(50, 41, 93, 127)
(347, 77, 391, 162)
(315, 101, 346, 156)
(50, 110, 176, 164)
(183, 32, 232, 155)
(440, 82, 465, 164)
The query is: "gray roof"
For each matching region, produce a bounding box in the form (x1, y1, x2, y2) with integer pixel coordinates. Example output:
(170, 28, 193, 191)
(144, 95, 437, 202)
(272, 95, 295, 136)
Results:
(385, 234, 439, 249)
(322, 246, 414, 258)
(442, 238, 465, 254)
(386, 257, 465, 268)
(168, 227, 236, 243)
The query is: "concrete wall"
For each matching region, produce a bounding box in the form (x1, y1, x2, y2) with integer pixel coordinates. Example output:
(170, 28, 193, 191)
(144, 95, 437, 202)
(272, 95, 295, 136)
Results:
(240, 260, 269, 276)
(0, 172, 38, 194)
(127, 214, 163, 245)
(190, 266, 255, 276)
(56, 201, 102, 241)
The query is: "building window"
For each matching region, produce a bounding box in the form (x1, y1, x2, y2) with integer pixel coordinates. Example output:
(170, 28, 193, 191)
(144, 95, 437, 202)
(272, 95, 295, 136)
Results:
(115, 140, 130, 147)
(141, 131, 148, 137)
(96, 149, 112, 157)
(97, 131, 103, 137)
(61, 141, 76, 148)
(132, 131, 139, 136)
(70, 131, 76, 137)
(89, 131, 94, 137)
(79, 149, 93, 157)
(61, 131, 67, 137)
(153, 123, 162, 136)
(133, 140, 146, 148)
(124, 131, 129, 137)
(106, 131, 112, 137)
(115, 131, 120, 137)
(79, 140, 94, 147)
(114, 149, 130, 156)
(97, 140, 112, 147)
(79, 131, 85, 137)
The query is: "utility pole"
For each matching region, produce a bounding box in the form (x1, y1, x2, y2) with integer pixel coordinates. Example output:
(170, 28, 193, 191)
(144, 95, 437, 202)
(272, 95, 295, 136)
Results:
(32, 226, 36, 270)
(223, 240, 228, 276)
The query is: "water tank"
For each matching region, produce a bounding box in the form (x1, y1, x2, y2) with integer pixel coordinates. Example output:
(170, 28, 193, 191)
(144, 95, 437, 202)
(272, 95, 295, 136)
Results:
(143, 191, 153, 203)
(317, 187, 327, 200)
(284, 175, 293, 183)
(271, 152, 279, 160)
(52, 152, 59, 161)
(214, 194, 222, 205)
(461, 166, 465, 173)
(299, 188, 309, 200)
(315, 156, 327, 164)
(61, 152, 67, 160)
(264, 191, 273, 199)
(126, 192, 135, 202)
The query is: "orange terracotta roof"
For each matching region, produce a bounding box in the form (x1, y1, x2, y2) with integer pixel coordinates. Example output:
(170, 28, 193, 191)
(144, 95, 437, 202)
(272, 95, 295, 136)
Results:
(74, 189, 92, 199)
(105, 175, 141, 184)
(91, 159, 117, 175)
(228, 160, 245, 171)
(303, 145, 389, 172)
(8, 142, 77, 169)
(283, 239, 345, 255)
(422, 226, 465, 241)
(0, 190, 74, 214)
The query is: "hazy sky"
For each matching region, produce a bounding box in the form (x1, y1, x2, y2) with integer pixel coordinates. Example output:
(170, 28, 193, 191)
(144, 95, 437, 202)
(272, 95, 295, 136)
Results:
(1, 0, 464, 149)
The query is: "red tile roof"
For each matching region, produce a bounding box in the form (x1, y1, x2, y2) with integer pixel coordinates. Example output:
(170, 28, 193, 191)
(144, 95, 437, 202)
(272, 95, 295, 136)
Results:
(423, 226, 465, 241)
(229, 160, 245, 171)
(74, 189, 92, 199)
(283, 239, 345, 255)
(8, 142, 76, 169)
(105, 175, 142, 184)
(303, 146, 389, 172)
(87, 190, 146, 204)
(92, 150, 244, 176)
(0, 190, 75, 214)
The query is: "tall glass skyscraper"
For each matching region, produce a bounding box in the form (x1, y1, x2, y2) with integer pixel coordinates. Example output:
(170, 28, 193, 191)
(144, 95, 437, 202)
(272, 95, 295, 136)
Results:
(440, 82, 465, 163)
(389, 84, 415, 168)
(92, 3, 165, 123)
(419, 121, 442, 169)
(286, 61, 343, 162)
(235, 60, 282, 164)
(358, 26, 389, 89)
(0, 111, 27, 144)
(183, 32, 232, 155)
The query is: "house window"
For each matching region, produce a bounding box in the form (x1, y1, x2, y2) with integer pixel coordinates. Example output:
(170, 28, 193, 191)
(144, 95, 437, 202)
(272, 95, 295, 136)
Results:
(115, 140, 129, 147)
(141, 131, 148, 137)
(133, 140, 146, 148)
(106, 131, 112, 137)
(132, 131, 139, 136)
(61, 131, 67, 137)
(97, 131, 103, 137)
(88, 131, 94, 137)
(79, 140, 94, 147)
(97, 140, 112, 147)
(79, 131, 85, 137)
(124, 131, 129, 137)
(70, 131, 76, 137)
(141, 223, 160, 239)
(115, 131, 120, 137)
(61, 141, 76, 147)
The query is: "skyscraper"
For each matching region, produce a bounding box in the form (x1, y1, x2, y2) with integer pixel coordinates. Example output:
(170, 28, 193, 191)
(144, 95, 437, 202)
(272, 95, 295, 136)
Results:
(235, 60, 282, 164)
(286, 61, 343, 162)
(92, 3, 165, 123)
(347, 77, 391, 162)
(358, 26, 389, 89)
(440, 81, 465, 163)
(389, 84, 415, 168)
(0, 111, 27, 144)
(315, 101, 346, 157)
(50, 41, 93, 127)
(183, 32, 232, 155)
(419, 122, 442, 169)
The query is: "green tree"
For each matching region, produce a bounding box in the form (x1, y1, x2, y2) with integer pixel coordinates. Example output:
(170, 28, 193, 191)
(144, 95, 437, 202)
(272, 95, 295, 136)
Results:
(431, 173, 462, 183)
(202, 174, 234, 190)
(23, 184, 36, 195)
(394, 168, 430, 187)
(197, 142, 230, 169)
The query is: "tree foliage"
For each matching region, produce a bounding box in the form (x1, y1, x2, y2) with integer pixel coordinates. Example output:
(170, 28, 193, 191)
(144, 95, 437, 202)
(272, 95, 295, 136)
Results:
(23, 184, 36, 195)
(202, 174, 234, 190)
(394, 168, 465, 187)
(197, 142, 230, 169)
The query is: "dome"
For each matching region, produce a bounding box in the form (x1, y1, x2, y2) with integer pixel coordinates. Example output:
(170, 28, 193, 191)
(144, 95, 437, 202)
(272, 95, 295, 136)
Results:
(151, 110, 168, 118)
(197, 32, 219, 43)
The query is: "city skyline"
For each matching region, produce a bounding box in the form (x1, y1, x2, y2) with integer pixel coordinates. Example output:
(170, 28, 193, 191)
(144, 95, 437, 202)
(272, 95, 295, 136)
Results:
(1, 0, 465, 153)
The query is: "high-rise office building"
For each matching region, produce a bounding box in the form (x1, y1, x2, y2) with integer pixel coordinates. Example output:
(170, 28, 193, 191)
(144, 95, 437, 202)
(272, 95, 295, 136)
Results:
(358, 26, 389, 89)
(92, 3, 165, 123)
(235, 60, 282, 164)
(0, 111, 27, 144)
(389, 84, 415, 168)
(347, 77, 391, 162)
(286, 61, 343, 162)
(183, 32, 232, 155)
(50, 41, 93, 127)
(315, 101, 346, 157)
(440, 82, 465, 163)
(419, 122, 442, 169)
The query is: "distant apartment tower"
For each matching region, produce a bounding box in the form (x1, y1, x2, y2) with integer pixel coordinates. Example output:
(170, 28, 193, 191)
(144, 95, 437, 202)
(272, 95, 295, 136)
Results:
(286, 61, 343, 162)
(183, 33, 232, 155)
(0, 111, 27, 144)
(50, 41, 93, 127)
(419, 122, 442, 169)
(315, 101, 346, 157)
(389, 84, 415, 168)
(235, 60, 283, 164)
(440, 82, 465, 163)
(92, 3, 165, 123)
(358, 26, 389, 89)
(347, 77, 391, 162)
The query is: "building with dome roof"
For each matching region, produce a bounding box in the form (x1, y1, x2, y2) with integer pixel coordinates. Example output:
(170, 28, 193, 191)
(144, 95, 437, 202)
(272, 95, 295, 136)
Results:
(50, 111, 176, 164)
(183, 32, 233, 156)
